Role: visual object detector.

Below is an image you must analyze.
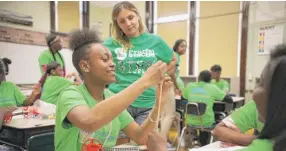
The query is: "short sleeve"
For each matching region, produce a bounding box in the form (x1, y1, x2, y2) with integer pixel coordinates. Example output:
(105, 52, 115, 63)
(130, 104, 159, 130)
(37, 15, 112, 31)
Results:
(211, 85, 226, 101)
(230, 101, 258, 133)
(12, 84, 26, 106)
(39, 53, 51, 74)
(118, 110, 134, 129)
(56, 87, 87, 128)
(156, 36, 173, 64)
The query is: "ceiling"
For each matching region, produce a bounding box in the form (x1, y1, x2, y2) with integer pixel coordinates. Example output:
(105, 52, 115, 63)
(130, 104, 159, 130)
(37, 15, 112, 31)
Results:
(90, 1, 119, 8)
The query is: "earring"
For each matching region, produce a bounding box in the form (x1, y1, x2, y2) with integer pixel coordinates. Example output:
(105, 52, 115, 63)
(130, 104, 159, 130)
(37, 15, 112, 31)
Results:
(83, 69, 89, 73)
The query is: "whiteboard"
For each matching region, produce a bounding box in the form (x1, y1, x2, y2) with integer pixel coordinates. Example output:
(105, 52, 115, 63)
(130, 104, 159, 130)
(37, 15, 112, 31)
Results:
(0, 42, 76, 84)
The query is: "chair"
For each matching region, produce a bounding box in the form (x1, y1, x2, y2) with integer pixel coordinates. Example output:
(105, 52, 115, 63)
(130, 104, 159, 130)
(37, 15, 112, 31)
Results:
(27, 132, 54, 151)
(177, 102, 214, 151)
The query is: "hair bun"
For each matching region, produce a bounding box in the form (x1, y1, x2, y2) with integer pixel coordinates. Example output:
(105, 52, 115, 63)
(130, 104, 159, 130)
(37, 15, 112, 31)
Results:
(2, 58, 11, 64)
(68, 28, 102, 51)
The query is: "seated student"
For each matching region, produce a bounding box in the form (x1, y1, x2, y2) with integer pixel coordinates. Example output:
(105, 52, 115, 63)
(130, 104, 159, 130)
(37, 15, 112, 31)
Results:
(237, 44, 286, 151)
(55, 29, 172, 151)
(0, 58, 41, 128)
(39, 61, 82, 105)
(213, 100, 264, 146)
(210, 65, 230, 93)
(182, 70, 233, 146)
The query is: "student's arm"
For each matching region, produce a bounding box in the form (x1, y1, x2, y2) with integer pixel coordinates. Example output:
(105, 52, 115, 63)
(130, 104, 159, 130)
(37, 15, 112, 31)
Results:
(213, 122, 256, 146)
(119, 78, 173, 144)
(122, 108, 159, 145)
(23, 84, 41, 106)
(65, 62, 167, 133)
(213, 101, 258, 146)
(212, 85, 227, 101)
(168, 53, 180, 91)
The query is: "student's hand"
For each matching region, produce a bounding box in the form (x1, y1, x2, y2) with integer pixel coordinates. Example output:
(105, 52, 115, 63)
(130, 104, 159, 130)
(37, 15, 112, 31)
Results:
(146, 132, 167, 151)
(32, 84, 41, 96)
(141, 61, 168, 88)
(0, 106, 17, 119)
(155, 77, 173, 108)
(174, 88, 182, 96)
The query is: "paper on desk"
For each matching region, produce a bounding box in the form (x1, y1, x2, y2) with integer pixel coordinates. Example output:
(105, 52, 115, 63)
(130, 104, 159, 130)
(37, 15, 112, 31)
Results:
(32, 100, 56, 115)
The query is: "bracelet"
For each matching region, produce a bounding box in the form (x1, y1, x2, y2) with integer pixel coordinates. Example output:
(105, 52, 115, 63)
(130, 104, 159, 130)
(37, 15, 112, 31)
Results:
(149, 116, 157, 123)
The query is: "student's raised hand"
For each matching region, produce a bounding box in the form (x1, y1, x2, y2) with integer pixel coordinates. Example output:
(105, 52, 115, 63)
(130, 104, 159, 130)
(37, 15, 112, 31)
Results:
(141, 61, 168, 88)
(155, 76, 173, 108)
(146, 132, 167, 151)
(32, 84, 41, 96)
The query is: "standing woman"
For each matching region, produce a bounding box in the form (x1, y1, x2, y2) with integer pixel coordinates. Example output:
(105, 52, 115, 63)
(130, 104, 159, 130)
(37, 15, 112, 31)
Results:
(173, 39, 187, 94)
(38, 34, 66, 76)
(104, 1, 178, 143)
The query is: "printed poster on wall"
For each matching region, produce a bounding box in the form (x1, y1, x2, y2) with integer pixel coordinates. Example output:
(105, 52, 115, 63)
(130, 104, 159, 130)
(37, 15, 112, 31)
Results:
(257, 25, 284, 55)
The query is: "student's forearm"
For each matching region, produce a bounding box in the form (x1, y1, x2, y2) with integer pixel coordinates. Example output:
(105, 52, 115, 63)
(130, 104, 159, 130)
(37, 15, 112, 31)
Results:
(23, 93, 38, 106)
(214, 126, 256, 146)
(88, 78, 149, 131)
(133, 107, 159, 144)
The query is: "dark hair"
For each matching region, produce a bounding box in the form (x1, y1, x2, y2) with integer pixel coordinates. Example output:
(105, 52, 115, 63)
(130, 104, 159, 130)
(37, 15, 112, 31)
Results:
(258, 44, 286, 151)
(210, 64, 222, 72)
(198, 70, 211, 83)
(0, 59, 5, 74)
(39, 61, 61, 86)
(173, 39, 186, 52)
(0, 58, 11, 75)
(69, 28, 102, 75)
(46, 33, 65, 75)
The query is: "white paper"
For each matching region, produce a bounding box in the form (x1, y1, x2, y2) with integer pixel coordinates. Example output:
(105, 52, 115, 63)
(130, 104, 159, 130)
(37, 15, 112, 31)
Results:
(257, 25, 284, 55)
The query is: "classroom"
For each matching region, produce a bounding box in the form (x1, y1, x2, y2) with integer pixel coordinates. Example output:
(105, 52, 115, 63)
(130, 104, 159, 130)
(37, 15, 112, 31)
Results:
(0, 1, 286, 151)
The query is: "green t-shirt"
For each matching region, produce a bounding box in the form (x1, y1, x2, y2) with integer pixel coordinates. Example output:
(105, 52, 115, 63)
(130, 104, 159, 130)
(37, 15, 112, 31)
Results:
(229, 100, 264, 133)
(40, 76, 73, 105)
(211, 79, 230, 92)
(55, 85, 134, 151)
(238, 139, 273, 151)
(38, 49, 65, 75)
(175, 52, 185, 90)
(104, 32, 173, 108)
(0, 81, 26, 107)
(182, 82, 226, 127)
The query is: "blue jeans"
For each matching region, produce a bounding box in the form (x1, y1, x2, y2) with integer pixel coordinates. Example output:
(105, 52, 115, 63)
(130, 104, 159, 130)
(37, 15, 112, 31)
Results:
(118, 106, 152, 138)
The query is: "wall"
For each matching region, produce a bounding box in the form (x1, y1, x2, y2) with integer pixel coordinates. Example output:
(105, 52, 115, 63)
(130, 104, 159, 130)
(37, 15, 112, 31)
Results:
(245, 1, 286, 101)
(89, 1, 146, 41)
(0, 2, 77, 84)
(58, 1, 80, 33)
(156, 1, 189, 76)
(0, 42, 75, 84)
(0, 1, 50, 33)
(198, 2, 240, 77)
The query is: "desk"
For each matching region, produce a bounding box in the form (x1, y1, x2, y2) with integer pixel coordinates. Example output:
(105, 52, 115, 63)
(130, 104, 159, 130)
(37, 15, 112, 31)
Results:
(0, 115, 55, 149)
(189, 141, 245, 151)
